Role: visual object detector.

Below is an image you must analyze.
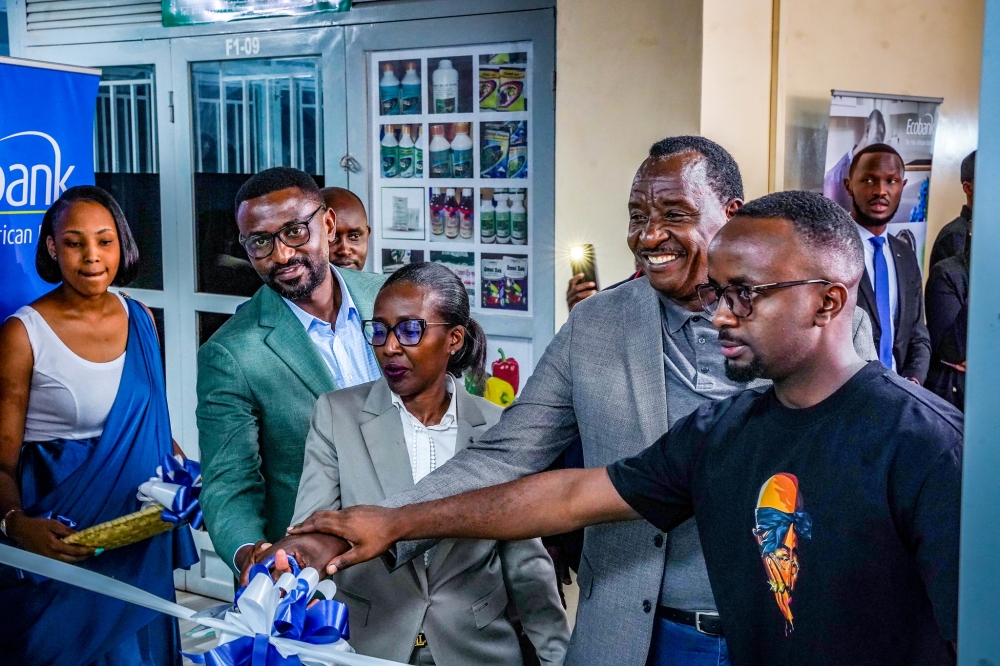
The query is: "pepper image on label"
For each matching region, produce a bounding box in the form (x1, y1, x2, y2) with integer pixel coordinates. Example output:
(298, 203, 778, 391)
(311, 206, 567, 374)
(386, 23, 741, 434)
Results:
(491, 349, 520, 394)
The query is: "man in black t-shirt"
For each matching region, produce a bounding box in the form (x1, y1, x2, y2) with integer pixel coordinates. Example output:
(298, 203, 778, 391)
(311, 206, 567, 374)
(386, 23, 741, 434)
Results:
(288, 191, 963, 666)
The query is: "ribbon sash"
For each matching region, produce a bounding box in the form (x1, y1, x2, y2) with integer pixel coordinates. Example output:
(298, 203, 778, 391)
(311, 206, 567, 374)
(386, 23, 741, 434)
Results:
(0, 544, 404, 666)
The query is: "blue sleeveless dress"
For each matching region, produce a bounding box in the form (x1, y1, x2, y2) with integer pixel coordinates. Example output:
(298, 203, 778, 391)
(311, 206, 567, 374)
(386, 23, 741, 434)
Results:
(0, 297, 198, 666)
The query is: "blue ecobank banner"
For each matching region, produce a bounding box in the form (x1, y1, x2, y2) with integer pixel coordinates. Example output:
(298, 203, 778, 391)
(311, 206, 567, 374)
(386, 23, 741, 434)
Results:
(0, 57, 100, 321)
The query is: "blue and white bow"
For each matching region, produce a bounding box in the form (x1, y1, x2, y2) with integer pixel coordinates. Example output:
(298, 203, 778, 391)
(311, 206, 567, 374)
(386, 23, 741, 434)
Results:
(137, 454, 204, 529)
(188, 564, 351, 666)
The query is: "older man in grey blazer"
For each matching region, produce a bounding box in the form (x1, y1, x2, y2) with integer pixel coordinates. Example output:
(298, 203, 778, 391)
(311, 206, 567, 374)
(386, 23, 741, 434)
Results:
(294, 136, 877, 666)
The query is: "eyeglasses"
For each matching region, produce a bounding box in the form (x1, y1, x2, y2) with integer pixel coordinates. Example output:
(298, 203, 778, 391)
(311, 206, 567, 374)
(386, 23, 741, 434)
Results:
(239, 204, 325, 259)
(363, 319, 450, 347)
(694, 280, 832, 318)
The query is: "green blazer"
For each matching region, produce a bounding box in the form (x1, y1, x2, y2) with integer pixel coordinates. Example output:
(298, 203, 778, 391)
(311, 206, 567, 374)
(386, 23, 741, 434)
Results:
(196, 267, 385, 571)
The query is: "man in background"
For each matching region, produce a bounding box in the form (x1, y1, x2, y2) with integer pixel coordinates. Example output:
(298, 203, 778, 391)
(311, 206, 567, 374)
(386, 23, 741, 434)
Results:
(824, 109, 886, 211)
(929, 150, 976, 269)
(846, 143, 931, 384)
(322, 186, 370, 271)
(198, 168, 384, 580)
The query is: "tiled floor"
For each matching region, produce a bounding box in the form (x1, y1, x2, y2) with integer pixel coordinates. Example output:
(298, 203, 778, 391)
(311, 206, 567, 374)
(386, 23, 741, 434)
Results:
(177, 591, 225, 663)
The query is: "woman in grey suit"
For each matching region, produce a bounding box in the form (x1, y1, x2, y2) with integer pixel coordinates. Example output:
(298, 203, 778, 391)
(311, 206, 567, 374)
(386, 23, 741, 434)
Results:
(290, 262, 569, 666)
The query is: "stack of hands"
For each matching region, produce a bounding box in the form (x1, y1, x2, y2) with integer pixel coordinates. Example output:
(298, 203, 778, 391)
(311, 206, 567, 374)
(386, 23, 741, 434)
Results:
(237, 507, 393, 585)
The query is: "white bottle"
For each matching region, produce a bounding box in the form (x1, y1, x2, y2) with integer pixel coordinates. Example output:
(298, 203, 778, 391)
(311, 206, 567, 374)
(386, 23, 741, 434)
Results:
(414, 125, 425, 177)
(400, 62, 421, 115)
(480, 194, 496, 244)
(450, 122, 474, 179)
(380, 125, 399, 178)
(379, 64, 401, 116)
(494, 194, 511, 244)
(428, 124, 452, 178)
(510, 193, 527, 245)
(432, 59, 459, 114)
(397, 126, 415, 178)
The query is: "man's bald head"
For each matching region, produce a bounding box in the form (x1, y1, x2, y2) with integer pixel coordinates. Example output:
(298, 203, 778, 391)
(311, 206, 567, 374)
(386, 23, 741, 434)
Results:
(322, 187, 370, 271)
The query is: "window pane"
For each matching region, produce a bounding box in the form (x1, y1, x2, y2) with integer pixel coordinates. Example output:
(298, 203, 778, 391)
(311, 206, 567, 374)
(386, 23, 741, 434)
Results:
(191, 57, 324, 297)
(198, 311, 233, 347)
(93, 65, 162, 291)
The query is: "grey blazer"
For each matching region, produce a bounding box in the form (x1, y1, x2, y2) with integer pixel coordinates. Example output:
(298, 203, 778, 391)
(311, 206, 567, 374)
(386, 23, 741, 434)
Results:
(291, 378, 569, 666)
(381, 277, 879, 666)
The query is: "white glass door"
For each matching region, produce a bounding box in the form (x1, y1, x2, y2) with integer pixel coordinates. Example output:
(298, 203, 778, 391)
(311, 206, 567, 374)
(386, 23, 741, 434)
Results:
(170, 27, 348, 599)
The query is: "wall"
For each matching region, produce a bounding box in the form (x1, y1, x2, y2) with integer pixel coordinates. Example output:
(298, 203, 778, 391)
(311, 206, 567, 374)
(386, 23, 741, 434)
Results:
(699, 0, 772, 201)
(775, 0, 984, 269)
(553, 0, 983, 327)
(553, 0, 703, 326)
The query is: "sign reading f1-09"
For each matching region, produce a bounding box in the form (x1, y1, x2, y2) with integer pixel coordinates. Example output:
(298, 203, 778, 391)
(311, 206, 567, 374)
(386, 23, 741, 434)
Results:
(0, 58, 100, 321)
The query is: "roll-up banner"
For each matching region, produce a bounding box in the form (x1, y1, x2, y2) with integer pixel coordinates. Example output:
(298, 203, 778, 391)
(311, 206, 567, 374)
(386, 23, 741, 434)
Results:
(0, 57, 101, 321)
(821, 90, 943, 273)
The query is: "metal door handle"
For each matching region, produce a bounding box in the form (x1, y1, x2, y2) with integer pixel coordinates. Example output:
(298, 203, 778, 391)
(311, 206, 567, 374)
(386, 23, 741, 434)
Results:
(340, 154, 362, 173)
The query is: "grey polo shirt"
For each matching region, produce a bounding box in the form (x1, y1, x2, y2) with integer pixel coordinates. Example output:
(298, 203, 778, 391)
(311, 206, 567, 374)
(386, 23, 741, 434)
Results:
(656, 293, 752, 612)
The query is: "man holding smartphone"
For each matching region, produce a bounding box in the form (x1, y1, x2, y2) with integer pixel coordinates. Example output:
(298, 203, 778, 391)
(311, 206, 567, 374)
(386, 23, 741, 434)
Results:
(261, 137, 878, 666)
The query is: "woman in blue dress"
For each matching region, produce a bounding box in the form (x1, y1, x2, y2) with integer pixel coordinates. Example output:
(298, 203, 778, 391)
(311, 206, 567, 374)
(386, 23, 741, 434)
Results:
(0, 186, 197, 666)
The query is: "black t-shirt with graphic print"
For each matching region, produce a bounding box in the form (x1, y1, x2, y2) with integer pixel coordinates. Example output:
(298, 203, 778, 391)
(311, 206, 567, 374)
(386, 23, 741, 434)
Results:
(607, 362, 962, 666)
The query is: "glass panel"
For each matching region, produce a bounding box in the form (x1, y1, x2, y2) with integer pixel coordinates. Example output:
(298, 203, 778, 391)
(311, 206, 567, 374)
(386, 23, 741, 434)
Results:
(198, 311, 233, 347)
(150, 306, 166, 376)
(93, 65, 163, 291)
(190, 57, 324, 297)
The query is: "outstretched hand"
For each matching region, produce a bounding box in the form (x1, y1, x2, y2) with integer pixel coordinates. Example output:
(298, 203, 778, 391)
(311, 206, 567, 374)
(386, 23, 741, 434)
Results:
(287, 506, 400, 575)
(250, 533, 352, 582)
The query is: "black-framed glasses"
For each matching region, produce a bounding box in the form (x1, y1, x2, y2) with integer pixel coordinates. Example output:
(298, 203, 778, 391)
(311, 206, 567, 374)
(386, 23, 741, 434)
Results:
(363, 319, 450, 347)
(239, 204, 325, 259)
(695, 279, 832, 318)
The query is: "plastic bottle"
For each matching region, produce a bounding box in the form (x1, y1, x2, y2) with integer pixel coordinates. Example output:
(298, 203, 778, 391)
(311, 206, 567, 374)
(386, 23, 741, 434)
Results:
(379, 63, 400, 116)
(430, 188, 445, 236)
(400, 62, 421, 115)
(432, 59, 459, 114)
(450, 122, 473, 179)
(510, 192, 527, 245)
(397, 126, 414, 178)
(459, 188, 474, 239)
(414, 125, 424, 177)
(429, 125, 452, 178)
(444, 188, 460, 239)
(380, 125, 398, 177)
(480, 193, 496, 244)
(494, 193, 511, 244)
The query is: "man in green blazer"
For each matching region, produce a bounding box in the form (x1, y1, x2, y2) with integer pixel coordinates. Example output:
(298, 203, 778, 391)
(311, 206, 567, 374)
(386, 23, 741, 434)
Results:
(197, 167, 385, 575)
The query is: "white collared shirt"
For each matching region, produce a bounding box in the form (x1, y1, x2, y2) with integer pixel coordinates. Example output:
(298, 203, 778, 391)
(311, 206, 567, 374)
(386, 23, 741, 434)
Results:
(390, 375, 459, 485)
(282, 266, 381, 389)
(856, 223, 899, 371)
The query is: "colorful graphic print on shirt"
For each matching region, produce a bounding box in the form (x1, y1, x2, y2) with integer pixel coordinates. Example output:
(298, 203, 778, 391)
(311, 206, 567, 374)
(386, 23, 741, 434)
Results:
(752, 473, 813, 634)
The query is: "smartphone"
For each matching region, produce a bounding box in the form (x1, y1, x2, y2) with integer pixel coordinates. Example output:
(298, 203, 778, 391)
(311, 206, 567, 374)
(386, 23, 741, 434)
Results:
(570, 244, 599, 290)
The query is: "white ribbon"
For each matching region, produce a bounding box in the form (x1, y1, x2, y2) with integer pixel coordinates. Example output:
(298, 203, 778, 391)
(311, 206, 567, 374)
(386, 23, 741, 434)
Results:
(0, 543, 404, 666)
(219, 567, 344, 659)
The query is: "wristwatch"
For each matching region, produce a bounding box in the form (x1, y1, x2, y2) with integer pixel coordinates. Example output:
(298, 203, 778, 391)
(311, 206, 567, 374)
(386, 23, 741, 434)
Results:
(1, 509, 21, 538)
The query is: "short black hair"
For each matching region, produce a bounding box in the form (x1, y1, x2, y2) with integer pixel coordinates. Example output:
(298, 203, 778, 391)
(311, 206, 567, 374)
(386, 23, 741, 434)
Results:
(961, 150, 976, 184)
(234, 166, 322, 214)
(733, 190, 864, 280)
(647, 136, 744, 203)
(849, 142, 904, 176)
(36, 185, 140, 286)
